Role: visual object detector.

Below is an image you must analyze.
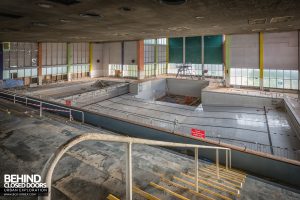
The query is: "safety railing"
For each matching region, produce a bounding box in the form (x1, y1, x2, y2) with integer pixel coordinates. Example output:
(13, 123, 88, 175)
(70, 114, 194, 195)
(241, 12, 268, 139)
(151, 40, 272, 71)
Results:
(0, 90, 85, 123)
(38, 133, 231, 200)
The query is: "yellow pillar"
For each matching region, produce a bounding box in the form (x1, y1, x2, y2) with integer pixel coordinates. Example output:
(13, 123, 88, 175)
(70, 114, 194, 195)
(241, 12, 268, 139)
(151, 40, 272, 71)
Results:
(89, 43, 93, 78)
(259, 32, 264, 90)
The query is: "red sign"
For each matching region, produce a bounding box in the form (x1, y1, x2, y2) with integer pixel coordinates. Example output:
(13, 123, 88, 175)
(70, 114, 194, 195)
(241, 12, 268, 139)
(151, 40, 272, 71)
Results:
(65, 100, 72, 106)
(191, 128, 206, 139)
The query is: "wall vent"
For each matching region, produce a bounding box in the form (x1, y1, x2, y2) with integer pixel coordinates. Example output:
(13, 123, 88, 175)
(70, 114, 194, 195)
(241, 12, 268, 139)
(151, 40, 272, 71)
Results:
(270, 16, 294, 23)
(248, 18, 266, 25)
(47, 0, 80, 6)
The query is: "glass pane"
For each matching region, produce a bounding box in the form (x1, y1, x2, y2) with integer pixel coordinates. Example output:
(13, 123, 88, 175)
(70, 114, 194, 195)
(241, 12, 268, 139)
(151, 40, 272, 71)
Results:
(270, 70, 276, 79)
(248, 69, 254, 77)
(242, 69, 247, 77)
(230, 68, 235, 77)
(236, 68, 241, 77)
(236, 77, 242, 85)
(277, 70, 283, 79)
(291, 80, 298, 90)
(254, 69, 259, 78)
(270, 79, 276, 88)
(230, 77, 236, 85)
(248, 78, 254, 86)
(254, 77, 259, 87)
(284, 70, 291, 80)
(277, 79, 283, 88)
(264, 78, 269, 87)
(291, 70, 298, 80)
(284, 80, 291, 89)
(264, 69, 270, 78)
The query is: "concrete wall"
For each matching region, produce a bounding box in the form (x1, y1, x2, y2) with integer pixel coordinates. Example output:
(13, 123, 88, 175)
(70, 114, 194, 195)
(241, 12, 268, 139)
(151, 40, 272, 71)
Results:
(202, 90, 282, 107)
(230, 33, 259, 68)
(124, 41, 137, 65)
(133, 79, 167, 100)
(91, 43, 103, 78)
(264, 31, 298, 70)
(167, 78, 209, 97)
(284, 97, 300, 140)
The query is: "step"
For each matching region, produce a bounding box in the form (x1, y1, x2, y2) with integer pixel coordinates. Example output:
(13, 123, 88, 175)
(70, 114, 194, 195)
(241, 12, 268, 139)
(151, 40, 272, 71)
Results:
(181, 172, 240, 197)
(133, 186, 160, 200)
(106, 194, 120, 200)
(149, 182, 190, 200)
(160, 177, 216, 200)
(173, 176, 232, 200)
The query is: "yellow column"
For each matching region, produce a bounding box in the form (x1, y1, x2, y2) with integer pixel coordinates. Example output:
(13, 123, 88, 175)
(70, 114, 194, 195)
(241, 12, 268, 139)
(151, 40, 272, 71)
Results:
(89, 43, 93, 78)
(259, 32, 264, 90)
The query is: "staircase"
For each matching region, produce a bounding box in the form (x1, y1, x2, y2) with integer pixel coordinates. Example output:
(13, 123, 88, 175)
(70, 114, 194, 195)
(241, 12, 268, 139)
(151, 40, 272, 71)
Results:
(131, 163, 246, 200)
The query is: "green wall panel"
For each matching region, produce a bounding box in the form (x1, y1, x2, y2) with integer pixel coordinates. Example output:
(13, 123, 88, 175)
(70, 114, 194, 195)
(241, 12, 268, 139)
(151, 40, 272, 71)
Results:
(169, 37, 183, 63)
(204, 35, 223, 64)
(185, 36, 202, 64)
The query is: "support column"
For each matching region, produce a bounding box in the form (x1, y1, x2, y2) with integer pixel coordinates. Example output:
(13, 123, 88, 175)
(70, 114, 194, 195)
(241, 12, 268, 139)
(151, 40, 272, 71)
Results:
(183, 36, 186, 64)
(298, 30, 300, 100)
(137, 40, 144, 80)
(89, 43, 93, 78)
(37, 42, 43, 85)
(155, 39, 158, 77)
(201, 36, 205, 78)
(121, 41, 125, 78)
(259, 32, 264, 90)
(224, 35, 231, 87)
(0, 43, 3, 81)
(67, 43, 72, 81)
(166, 38, 169, 74)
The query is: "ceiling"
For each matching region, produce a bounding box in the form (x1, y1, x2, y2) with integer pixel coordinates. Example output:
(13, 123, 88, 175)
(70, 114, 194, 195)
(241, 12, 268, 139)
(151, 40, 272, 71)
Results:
(0, 0, 300, 42)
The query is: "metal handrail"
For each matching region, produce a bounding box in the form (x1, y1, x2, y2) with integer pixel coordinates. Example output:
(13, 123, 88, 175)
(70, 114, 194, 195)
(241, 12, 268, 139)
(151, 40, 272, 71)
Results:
(38, 133, 231, 200)
(0, 90, 85, 123)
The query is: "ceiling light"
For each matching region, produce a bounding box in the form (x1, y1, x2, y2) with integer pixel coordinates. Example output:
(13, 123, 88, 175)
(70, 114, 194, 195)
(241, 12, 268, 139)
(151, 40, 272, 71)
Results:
(195, 16, 204, 19)
(160, 0, 187, 5)
(59, 19, 71, 23)
(37, 3, 53, 8)
(251, 29, 263, 32)
(265, 27, 278, 31)
(119, 6, 133, 12)
(32, 22, 48, 27)
(167, 26, 190, 31)
(248, 18, 267, 25)
(270, 16, 294, 23)
(79, 12, 101, 18)
(47, 0, 80, 6)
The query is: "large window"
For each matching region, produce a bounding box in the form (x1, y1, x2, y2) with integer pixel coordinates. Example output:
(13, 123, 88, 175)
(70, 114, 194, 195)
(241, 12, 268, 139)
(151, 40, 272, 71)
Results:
(42, 43, 67, 66)
(3, 42, 38, 68)
(144, 38, 167, 77)
(230, 68, 259, 87)
(264, 69, 298, 90)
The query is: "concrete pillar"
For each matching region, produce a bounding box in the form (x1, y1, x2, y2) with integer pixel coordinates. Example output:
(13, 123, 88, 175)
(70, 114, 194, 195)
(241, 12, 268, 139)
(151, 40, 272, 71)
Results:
(298, 30, 300, 100)
(121, 41, 125, 78)
(259, 32, 264, 91)
(67, 43, 72, 81)
(202, 36, 205, 78)
(183, 36, 186, 64)
(89, 43, 93, 78)
(37, 42, 43, 85)
(0, 43, 3, 81)
(137, 40, 145, 79)
(166, 38, 169, 74)
(224, 35, 231, 87)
